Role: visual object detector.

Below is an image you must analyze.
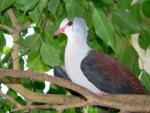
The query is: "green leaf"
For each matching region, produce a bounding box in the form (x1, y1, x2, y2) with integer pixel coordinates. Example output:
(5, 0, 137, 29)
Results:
(30, 110, 39, 113)
(63, 108, 76, 113)
(0, 14, 12, 27)
(140, 71, 150, 93)
(3, 46, 11, 54)
(20, 77, 33, 90)
(116, 46, 140, 76)
(142, 0, 150, 17)
(28, 0, 47, 23)
(112, 9, 140, 35)
(39, 109, 57, 113)
(92, 8, 115, 49)
(2, 100, 14, 110)
(0, 109, 5, 113)
(87, 106, 99, 113)
(16, 11, 29, 24)
(28, 51, 50, 72)
(33, 80, 45, 92)
(0, 97, 5, 105)
(0, 0, 15, 13)
(29, 7, 40, 23)
(38, 0, 47, 12)
(49, 84, 67, 94)
(44, 30, 65, 54)
(40, 42, 60, 67)
(16, 96, 27, 105)
(92, 0, 110, 9)
(63, 0, 93, 28)
(48, 0, 60, 15)
(88, 37, 103, 51)
(63, 0, 79, 19)
(63, 0, 87, 19)
(7, 89, 18, 99)
(130, 3, 141, 22)
(14, 0, 38, 12)
(0, 32, 6, 51)
(117, 0, 132, 9)
(139, 29, 150, 50)
(114, 35, 128, 53)
(18, 33, 42, 53)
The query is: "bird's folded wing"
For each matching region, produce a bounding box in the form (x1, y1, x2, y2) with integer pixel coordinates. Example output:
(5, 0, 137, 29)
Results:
(80, 50, 148, 94)
(54, 66, 71, 81)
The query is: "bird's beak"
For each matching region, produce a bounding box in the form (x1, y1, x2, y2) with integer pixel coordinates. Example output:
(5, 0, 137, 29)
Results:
(55, 27, 65, 35)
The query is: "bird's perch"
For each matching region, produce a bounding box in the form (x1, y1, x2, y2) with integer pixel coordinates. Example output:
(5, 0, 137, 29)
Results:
(0, 69, 150, 113)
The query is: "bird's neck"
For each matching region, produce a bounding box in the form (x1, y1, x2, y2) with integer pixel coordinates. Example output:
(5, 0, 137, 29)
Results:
(65, 33, 90, 74)
(65, 33, 90, 59)
(64, 33, 100, 94)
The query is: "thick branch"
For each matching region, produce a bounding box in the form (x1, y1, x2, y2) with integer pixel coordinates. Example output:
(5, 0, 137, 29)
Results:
(0, 69, 150, 112)
(0, 69, 95, 99)
(7, 84, 84, 105)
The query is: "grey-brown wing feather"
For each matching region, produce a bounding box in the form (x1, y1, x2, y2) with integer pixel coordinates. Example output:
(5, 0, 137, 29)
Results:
(81, 50, 148, 94)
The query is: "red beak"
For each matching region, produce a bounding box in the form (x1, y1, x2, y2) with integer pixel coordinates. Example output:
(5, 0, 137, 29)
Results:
(55, 27, 65, 35)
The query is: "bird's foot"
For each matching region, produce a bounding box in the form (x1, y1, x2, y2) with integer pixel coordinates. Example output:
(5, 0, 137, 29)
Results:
(96, 92, 108, 96)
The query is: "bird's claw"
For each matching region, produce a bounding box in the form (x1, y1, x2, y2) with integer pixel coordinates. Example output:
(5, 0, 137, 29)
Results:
(96, 92, 108, 96)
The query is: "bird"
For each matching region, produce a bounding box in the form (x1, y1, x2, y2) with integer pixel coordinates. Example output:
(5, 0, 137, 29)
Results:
(54, 66, 71, 81)
(55, 17, 149, 95)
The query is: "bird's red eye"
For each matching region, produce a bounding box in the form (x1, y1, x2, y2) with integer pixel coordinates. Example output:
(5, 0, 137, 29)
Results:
(68, 21, 73, 26)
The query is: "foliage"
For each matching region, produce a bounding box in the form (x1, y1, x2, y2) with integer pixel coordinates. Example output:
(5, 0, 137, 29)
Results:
(0, 0, 150, 113)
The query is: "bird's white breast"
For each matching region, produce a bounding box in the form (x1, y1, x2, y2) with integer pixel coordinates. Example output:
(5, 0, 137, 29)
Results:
(65, 38, 100, 93)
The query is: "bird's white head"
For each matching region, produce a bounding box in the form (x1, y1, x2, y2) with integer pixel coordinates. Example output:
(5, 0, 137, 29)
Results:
(55, 17, 89, 38)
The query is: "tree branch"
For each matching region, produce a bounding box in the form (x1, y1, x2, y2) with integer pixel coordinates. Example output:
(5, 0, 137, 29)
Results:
(0, 69, 150, 112)
(7, 84, 84, 105)
(0, 24, 14, 33)
(7, 8, 20, 70)
(0, 69, 95, 99)
(10, 102, 90, 112)
(4, 8, 32, 110)
(7, 8, 17, 27)
(17, 21, 32, 31)
(0, 92, 22, 108)
(6, 8, 32, 69)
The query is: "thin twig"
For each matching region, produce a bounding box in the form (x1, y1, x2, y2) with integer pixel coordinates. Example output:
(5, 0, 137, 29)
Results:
(0, 92, 22, 108)
(0, 24, 14, 33)
(10, 101, 90, 112)
(7, 84, 85, 105)
(7, 8, 20, 69)
(7, 8, 17, 27)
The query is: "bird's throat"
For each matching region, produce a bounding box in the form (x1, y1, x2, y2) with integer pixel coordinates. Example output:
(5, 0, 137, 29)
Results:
(65, 34, 90, 66)
(64, 34, 100, 93)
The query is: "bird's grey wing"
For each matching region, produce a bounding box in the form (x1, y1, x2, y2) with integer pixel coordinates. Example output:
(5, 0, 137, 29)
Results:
(81, 50, 148, 94)
(54, 66, 71, 81)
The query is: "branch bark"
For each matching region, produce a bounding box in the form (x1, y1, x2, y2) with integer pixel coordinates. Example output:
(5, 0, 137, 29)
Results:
(7, 8, 20, 70)
(0, 69, 150, 113)
(6, 8, 32, 69)
(7, 84, 84, 105)
(0, 24, 14, 33)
